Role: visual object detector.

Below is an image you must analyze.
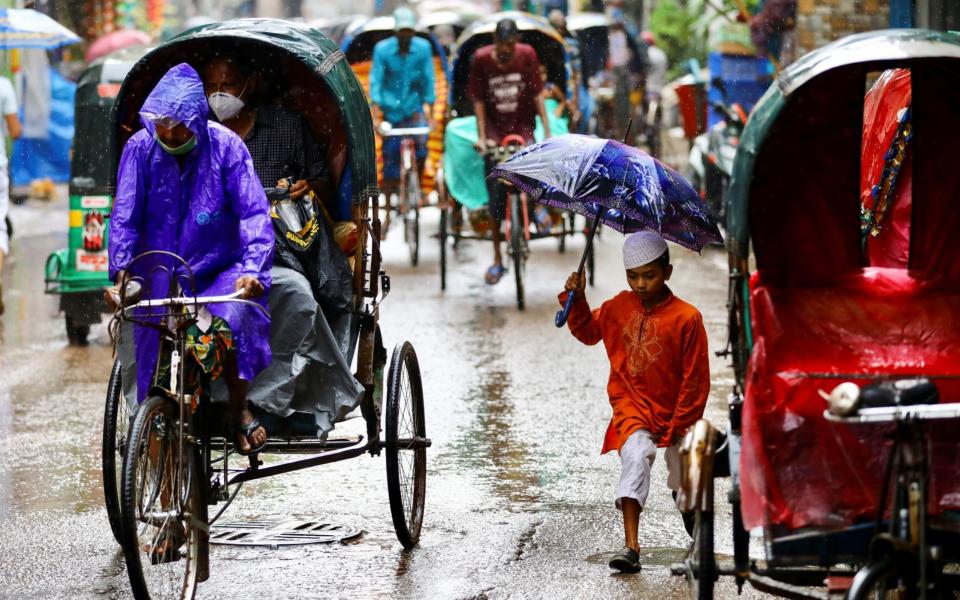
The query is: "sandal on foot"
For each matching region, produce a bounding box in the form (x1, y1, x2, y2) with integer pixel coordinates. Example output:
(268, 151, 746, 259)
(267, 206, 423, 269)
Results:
(235, 416, 267, 456)
(609, 547, 641, 573)
(484, 264, 507, 285)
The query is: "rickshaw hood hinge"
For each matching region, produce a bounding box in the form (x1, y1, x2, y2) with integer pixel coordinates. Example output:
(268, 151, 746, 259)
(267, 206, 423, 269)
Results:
(317, 51, 345, 77)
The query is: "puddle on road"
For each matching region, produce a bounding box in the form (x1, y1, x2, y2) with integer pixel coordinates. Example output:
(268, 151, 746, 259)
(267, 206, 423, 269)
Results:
(439, 305, 543, 507)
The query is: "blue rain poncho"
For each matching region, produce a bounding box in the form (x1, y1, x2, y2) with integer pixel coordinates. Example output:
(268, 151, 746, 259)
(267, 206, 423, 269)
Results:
(109, 63, 273, 401)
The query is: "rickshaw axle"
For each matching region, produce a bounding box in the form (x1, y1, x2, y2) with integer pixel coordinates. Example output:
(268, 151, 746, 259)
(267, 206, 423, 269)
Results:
(224, 437, 433, 486)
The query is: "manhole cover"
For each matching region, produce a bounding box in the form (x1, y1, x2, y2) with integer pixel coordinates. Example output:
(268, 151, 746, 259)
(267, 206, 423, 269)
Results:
(210, 519, 362, 548)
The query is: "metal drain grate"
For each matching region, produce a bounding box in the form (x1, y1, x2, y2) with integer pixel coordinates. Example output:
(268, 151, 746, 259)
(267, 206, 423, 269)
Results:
(210, 519, 362, 548)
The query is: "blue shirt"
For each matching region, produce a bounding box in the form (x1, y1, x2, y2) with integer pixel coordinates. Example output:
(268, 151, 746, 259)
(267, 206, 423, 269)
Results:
(369, 36, 436, 123)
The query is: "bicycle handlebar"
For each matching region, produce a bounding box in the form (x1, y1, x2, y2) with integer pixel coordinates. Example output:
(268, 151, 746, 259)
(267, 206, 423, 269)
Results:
(121, 289, 269, 319)
(379, 126, 431, 137)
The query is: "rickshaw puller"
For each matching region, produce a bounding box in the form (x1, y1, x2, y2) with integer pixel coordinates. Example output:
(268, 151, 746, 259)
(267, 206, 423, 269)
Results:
(370, 6, 436, 206)
(561, 232, 710, 573)
(109, 63, 274, 455)
(468, 18, 552, 285)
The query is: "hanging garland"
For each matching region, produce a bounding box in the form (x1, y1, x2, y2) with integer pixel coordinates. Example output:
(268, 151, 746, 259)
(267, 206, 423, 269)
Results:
(860, 105, 912, 246)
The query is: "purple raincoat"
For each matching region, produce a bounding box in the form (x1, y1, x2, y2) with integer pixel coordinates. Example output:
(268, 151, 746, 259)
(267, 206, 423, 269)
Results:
(109, 63, 273, 401)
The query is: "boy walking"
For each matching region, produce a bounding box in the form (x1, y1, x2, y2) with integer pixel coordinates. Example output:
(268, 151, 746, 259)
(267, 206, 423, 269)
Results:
(561, 231, 710, 573)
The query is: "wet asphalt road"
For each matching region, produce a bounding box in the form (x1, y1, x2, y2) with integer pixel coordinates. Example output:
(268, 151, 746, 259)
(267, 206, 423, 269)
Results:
(0, 193, 765, 599)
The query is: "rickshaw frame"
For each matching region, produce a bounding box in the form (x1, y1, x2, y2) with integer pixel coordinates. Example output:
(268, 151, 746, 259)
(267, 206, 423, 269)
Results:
(673, 29, 960, 600)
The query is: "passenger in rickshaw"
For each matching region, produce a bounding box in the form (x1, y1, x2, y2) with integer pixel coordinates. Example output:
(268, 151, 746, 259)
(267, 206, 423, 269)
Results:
(592, 9, 647, 136)
(370, 7, 436, 207)
(109, 63, 273, 455)
(468, 18, 552, 285)
(199, 53, 363, 439)
(201, 54, 330, 201)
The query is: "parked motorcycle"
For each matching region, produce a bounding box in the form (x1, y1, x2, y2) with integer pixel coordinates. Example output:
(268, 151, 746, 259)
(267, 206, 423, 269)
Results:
(688, 80, 747, 221)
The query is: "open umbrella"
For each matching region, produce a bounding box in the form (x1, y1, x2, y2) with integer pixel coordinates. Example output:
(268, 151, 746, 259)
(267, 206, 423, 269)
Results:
(85, 29, 150, 62)
(488, 132, 722, 326)
(0, 8, 80, 50)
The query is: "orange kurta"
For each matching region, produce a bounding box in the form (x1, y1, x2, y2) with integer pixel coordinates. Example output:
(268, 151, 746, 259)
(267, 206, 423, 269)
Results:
(560, 289, 710, 454)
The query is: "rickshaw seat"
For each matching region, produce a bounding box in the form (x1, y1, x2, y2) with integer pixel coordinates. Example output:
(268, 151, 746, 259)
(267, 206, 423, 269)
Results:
(740, 267, 960, 533)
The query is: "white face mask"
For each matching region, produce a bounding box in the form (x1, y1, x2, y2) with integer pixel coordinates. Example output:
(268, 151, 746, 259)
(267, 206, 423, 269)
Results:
(208, 91, 245, 122)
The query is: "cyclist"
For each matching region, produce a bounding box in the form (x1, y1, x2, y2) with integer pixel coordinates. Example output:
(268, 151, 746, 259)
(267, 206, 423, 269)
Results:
(467, 17, 551, 285)
(370, 6, 436, 209)
(109, 63, 273, 455)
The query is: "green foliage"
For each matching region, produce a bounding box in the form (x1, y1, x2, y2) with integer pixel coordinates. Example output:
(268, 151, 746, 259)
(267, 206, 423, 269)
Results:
(651, 0, 706, 79)
(651, 0, 761, 79)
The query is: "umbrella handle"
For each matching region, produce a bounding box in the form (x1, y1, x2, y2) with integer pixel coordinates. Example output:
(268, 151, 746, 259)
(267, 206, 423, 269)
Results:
(555, 215, 602, 328)
(555, 291, 577, 327)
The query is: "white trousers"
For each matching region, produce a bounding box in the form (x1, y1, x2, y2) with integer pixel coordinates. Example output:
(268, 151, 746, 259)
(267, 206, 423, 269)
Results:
(615, 429, 682, 510)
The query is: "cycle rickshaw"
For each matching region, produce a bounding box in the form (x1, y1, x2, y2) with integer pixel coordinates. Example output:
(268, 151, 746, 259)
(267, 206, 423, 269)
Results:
(44, 46, 148, 345)
(342, 16, 452, 266)
(672, 30, 960, 599)
(99, 20, 429, 600)
(437, 11, 589, 309)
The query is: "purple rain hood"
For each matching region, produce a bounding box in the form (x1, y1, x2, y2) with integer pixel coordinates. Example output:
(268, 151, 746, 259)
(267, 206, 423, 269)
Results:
(109, 63, 273, 400)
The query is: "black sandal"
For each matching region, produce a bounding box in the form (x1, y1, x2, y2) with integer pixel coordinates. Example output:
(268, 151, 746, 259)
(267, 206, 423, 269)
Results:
(235, 416, 267, 456)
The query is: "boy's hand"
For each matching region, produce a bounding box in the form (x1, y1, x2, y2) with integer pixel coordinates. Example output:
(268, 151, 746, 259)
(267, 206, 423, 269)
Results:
(564, 271, 586, 293)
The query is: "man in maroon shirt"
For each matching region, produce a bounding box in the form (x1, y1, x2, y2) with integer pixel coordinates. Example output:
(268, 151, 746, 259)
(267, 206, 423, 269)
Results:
(468, 18, 552, 285)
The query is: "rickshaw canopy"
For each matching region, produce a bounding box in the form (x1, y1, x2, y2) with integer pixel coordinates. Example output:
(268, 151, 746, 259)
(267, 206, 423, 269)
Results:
(566, 12, 610, 32)
(341, 16, 452, 75)
(727, 29, 960, 287)
(450, 11, 568, 117)
(111, 18, 378, 209)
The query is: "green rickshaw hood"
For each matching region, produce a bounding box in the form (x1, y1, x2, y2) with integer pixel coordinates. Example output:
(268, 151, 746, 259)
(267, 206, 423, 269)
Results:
(726, 28, 960, 260)
(111, 18, 378, 204)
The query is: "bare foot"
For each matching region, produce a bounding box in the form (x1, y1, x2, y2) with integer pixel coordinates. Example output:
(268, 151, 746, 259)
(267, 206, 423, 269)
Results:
(236, 408, 266, 453)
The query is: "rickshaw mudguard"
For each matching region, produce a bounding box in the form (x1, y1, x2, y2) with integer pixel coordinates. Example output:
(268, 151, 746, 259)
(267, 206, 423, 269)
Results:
(675, 419, 718, 513)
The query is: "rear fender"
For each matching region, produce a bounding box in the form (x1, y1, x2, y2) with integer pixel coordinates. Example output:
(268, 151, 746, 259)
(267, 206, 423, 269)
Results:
(675, 419, 718, 512)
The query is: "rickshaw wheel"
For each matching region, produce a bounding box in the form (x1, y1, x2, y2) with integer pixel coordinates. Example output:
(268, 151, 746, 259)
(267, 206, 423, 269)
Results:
(385, 341, 427, 550)
(509, 193, 525, 311)
(439, 209, 448, 291)
(688, 509, 716, 600)
(847, 558, 916, 600)
(102, 358, 129, 545)
(403, 169, 421, 267)
(121, 396, 205, 600)
(66, 314, 90, 346)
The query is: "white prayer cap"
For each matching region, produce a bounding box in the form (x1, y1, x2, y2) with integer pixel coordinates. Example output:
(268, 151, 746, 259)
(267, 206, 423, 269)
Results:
(623, 231, 668, 270)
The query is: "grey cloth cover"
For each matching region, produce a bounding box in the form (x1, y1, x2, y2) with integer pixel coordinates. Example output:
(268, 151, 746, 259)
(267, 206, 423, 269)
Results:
(119, 265, 364, 440)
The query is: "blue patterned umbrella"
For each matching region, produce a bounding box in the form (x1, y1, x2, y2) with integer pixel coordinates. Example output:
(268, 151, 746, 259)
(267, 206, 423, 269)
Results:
(487, 134, 723, 326)
(488, 134, 722, 250)
(0, 8, 80, 50)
